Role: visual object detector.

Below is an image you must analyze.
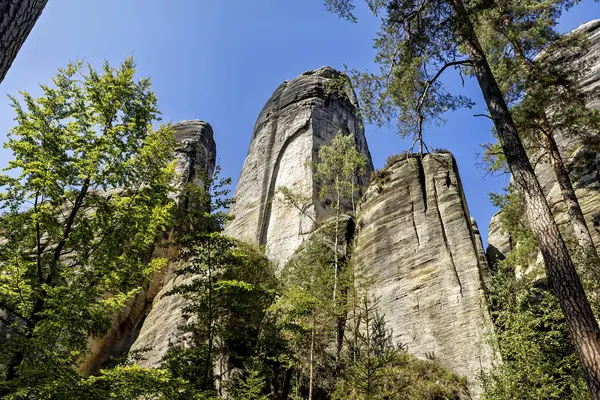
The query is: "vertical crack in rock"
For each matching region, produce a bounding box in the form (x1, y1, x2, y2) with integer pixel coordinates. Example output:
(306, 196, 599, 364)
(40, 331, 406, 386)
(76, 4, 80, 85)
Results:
(415, 156, 428, 213)
(256, 82, 287, 244)
(225, 66, 373, 267)
(259, 117, 312, 245)
(451, 157, 492, 289)
(433, 177, 463, 297)
(356, 153, 495, 396)
(409, 185, 421, 247)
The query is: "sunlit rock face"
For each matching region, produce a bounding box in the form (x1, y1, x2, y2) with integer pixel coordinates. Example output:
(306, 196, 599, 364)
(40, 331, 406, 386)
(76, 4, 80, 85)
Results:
(486, 20, 600, 268)
(80, 120, 216, 372)
(224, 66, 373, 268)
(356, 153, 495, 396)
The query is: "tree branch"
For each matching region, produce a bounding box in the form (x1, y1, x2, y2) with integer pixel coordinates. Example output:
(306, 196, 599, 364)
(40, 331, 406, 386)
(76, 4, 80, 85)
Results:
(0, 301, 33, 327)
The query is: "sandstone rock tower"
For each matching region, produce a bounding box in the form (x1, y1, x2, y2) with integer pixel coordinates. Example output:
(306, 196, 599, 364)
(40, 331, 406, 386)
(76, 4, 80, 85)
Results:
(487, 19, 600, 267)
(224, 67, 373, 266)
(356, 153, 496, 395)
(81, 121, 217, 371)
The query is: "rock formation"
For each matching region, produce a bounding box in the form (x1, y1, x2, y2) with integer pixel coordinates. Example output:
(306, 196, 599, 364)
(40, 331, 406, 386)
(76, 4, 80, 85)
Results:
(0, 0, 49, 83)
(356, 153, 495, 395)
(224, 66, 373, 267)
(77, 69, 498, 397)
(80, 120, 216, 372)
(487, 19, 600, 267)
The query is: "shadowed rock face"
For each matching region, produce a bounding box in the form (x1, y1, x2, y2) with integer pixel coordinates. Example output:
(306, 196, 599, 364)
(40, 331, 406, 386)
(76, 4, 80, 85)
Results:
(487, 20, 600, 268)
(356, 154, 495, 396)
(171, 120, 217, 207)
(80, 120, 216, 372)
(224, 66, 373, 267)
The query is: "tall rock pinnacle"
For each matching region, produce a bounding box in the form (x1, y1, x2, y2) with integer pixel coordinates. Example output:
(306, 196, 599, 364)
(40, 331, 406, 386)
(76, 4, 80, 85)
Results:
(356, 153, 496, 396)
(225, 66, 373, 266)
(81, 120, 217, 372)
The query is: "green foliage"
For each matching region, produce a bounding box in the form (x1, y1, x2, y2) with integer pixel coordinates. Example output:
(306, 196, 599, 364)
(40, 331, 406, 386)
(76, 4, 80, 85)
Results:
(232, 358, 270, 400)
(334, 297, 469, 400)
(489, 187, 538, 267)
(476, 0, 600, 175)
(0, 57, 175, 397)
(326, 0, 475, 152)
(79, 365, 189, 400)
(484, 186, 596, 399)
(162, 168, 277, 396)
(270, 231, 338, 394)
(314, 131, 367, 212)
(274, 186, 317, 226)
(483, 261, 590, 400)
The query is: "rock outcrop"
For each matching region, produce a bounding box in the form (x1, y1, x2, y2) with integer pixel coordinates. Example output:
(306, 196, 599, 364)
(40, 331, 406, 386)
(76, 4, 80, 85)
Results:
(81, 120, 216, 372)
(356, 153, 495, 395)
(224, 67, 373, 267)
(487, 19, 600, 266)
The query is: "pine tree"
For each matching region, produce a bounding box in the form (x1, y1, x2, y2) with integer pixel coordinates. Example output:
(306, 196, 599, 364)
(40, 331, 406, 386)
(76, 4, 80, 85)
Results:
(163, 168, 277, 397)
(476, 0, 600, 260)
(0, 58, 176, 397)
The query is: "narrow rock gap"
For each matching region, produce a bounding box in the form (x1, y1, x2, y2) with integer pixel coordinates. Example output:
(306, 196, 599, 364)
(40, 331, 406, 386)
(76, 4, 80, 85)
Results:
(415, 155, 428, 213)
(452, 156, 487, 275)
(257, 82, 287, 244)
(259, 116, 313, 246)
(409, 185, 420, 246)
(433, 178, 463, 297)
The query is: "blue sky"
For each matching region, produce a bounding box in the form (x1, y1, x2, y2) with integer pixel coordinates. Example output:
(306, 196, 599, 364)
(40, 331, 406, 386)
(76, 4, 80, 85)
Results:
(0, 1, 599, 244)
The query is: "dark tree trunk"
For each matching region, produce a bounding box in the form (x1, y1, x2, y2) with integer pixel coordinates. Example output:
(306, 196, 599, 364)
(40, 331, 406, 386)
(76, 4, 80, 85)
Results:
(541, 122, 599, 258)
(0, 0, 49, 83)
(449, 0, 600, 397)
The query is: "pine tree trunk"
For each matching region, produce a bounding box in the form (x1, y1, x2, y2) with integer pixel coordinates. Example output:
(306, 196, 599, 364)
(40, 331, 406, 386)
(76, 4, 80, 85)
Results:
(205, 246, 214, 390)
(0, 0, 49, 83)
(449, 0, 600, 397)
(309, 312, 315, 400)
(333, 187, 342, 362)
(541, 122, 599, 258)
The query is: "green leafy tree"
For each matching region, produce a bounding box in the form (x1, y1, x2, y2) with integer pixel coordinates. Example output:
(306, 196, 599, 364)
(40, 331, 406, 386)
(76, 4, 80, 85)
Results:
(484, 185, 600, 399)
(314, 131, 367, 358)
(232, 358, 270, 400)
(325, 1, 600, 395)
(270, 232, 339, 399)
(333, 296, 397, 400)
(163, 168, 277, 397)
(483, 260, 590, 400)
(0, 58, 175, 397)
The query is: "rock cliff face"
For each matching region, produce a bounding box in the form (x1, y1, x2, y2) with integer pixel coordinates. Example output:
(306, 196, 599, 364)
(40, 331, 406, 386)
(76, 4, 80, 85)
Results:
(356, 153, 495, 395)
(81, 120, 216, 372)
(224, 67, 373, 266)
(487, 19, 600, 265)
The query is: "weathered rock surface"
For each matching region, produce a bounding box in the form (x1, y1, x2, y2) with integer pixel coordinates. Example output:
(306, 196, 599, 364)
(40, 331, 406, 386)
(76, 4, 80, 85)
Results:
(356, 153, 495, 395)
(486, 20, 600, 265)
(224, 67, 373, 267)
(80, 120, 216, 372)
